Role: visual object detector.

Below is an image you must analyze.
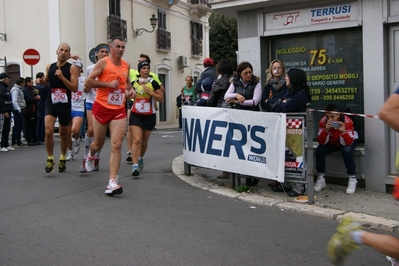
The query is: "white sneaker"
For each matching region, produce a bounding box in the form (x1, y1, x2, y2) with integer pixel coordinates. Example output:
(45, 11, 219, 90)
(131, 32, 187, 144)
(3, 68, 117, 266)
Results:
(105, 176, 123, 196)
(346, 178, 357, 194)
(0, 147, 8, 152)
(66, 150, 74, 161)
(85, 154, 95, 172)
(6, 146, 15, 151)
(73, 139, 80, 154)
(314, 177, 326, 192)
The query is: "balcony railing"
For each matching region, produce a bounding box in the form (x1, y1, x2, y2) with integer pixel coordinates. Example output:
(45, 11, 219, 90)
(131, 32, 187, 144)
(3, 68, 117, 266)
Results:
(157, 29, 171, 51)
(107, 15, 127, 42)
(192, 38, 202, 56)
(188, 0, 211, 8)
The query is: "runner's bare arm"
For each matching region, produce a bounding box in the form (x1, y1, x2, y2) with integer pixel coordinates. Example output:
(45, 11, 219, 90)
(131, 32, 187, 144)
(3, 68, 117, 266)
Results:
(84, 59, 117, 89)
(378, 93, 399, 132)
(125, 64, 135, 99)
(64, 65, 79, 92)
(40, 64, 51, 85)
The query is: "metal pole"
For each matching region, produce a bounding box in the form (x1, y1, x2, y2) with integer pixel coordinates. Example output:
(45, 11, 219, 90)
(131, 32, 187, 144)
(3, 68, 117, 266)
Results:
(306, 109, 315, 204)
(31, 65, 33, 79)
(184, 161, 191, 176)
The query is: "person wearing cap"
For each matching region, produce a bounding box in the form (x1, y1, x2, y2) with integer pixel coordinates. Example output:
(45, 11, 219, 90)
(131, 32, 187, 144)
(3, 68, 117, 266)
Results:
(10, 77, 26, 148)
(39, 43, 79, 173)
(0, 72, 15, 152)
(35, 72, 50, 145)
(129, 60, 163, 177)
(66, 60, 86, 161)
(22, 77, 40, 146)
(126, 53, 164, 163)
(194, 57, 217, 106)
(80, 43, 110, 173)
(84, 37, 134, 196)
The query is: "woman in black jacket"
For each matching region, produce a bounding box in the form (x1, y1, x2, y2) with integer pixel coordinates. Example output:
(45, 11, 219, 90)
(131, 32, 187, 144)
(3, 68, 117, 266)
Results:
(206, 59, 234, 108)
(261, 59, 290, 112)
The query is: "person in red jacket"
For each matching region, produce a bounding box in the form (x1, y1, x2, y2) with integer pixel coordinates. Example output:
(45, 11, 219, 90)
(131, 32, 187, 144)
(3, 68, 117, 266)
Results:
(314, 103, 358, 194)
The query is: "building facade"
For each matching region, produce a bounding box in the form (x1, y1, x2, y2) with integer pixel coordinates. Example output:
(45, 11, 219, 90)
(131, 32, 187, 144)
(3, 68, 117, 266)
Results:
(211, 0, 399, 192)
(0, 0, 212, 126)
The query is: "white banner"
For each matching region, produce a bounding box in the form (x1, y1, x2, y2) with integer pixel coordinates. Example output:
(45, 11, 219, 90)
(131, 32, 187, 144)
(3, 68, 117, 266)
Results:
(265, 2, 357, 30)
(182, 106, 286, 182)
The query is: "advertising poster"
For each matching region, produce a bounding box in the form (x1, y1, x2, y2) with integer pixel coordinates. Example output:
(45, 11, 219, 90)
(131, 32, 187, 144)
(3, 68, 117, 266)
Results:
(285, 117, 305, 178)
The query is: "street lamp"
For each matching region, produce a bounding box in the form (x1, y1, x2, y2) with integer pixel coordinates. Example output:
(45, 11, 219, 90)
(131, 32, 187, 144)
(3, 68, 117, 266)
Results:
(136, 14, 158, 36)
(0, 33, 7, 42)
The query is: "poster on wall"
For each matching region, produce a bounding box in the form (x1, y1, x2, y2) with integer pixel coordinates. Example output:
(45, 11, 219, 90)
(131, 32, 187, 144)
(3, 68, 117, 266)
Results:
(285, 117, 305, 178)
(269, 28, 364, 142)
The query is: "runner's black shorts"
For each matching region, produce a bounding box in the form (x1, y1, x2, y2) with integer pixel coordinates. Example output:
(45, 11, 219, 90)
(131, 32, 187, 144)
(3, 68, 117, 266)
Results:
(129, 112, 156, 130)
(45, 103, 71, 126)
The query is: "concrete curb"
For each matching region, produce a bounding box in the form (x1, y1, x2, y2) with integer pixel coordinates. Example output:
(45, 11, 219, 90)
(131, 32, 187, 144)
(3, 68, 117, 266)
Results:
(172, 155, 399, 233)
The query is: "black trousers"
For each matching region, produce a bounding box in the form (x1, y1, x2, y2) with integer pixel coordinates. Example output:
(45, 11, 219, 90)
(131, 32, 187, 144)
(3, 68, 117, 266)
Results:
(1, 112, 11, 148)
(25, 111, 38, 143)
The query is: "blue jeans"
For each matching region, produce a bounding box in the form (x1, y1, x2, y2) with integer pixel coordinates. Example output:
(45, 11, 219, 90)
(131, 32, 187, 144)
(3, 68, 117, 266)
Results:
(316, 142, 357, 175)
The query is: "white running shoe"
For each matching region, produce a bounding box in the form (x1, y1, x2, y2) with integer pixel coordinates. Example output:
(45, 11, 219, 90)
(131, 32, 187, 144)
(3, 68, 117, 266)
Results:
(73, 139, 80, 154)
(0, 147, 8, 152)
(66, 150, 74, 161)
(346, 178, 357, 195)
(85, 154, 95, 172)
(105, 176, 123, 196)
(79, 159, 86, 173)
(314, 177, 326, 192)
(6, 146, 15, 151)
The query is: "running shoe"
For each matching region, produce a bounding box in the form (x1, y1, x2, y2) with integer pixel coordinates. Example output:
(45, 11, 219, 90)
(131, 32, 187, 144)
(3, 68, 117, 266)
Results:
(138, 157, 144, 172)
(327, 217, 362, 265)
(66, 150, 74, 161)
(85, 154, 95, 172)
(58, 159, 67, 172)
(132, 164, 140, 177)
(6, 146, 15, 151)
(79, 159, 86, 173)
(93, 158, 100, 171)
(44, 159, 55, 173)
(73, 139, 80, 154)
(105, 176, 123, 196)
(126, 151, 132, 162)
(0, 147, 8, 152)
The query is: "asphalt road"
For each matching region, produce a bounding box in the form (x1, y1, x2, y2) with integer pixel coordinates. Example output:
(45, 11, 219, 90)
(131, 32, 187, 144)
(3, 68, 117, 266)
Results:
(0, 129, 390, 265)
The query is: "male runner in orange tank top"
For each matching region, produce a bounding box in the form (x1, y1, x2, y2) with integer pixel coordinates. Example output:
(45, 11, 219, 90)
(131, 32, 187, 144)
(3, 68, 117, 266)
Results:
(84, 37, 135, 196)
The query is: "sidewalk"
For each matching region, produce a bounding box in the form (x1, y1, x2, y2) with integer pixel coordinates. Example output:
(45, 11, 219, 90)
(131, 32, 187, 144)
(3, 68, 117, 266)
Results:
(172, 155, 399, 233)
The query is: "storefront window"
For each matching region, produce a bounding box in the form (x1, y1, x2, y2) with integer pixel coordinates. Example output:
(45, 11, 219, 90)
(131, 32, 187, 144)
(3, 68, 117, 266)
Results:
(270, 28, 364, 142)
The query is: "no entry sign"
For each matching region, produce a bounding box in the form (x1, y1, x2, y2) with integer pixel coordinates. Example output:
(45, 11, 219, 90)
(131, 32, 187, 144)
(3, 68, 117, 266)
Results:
(23, 49, 40, 66)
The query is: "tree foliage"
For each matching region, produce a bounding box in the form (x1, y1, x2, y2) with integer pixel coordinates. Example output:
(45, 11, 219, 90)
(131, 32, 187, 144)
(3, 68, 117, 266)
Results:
(209, 12, 238, 69)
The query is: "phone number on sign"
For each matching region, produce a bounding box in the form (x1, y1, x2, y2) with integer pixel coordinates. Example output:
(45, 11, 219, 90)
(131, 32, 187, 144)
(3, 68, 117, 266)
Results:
(322, 94, 355, 101)
(325, 88, 358, 94)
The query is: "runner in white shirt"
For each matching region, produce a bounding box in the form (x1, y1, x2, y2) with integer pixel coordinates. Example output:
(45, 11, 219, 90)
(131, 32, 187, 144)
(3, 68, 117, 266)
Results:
(67, 60, 86, 161)
(79, 43, 110, 172)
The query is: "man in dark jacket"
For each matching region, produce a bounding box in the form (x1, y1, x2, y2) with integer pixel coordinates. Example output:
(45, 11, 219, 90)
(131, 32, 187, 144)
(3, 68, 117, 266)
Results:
(194, 58, 218, 106)
(35, 72, 49, 144)
(0, 72, 15, 152)
(23, 77, 40, 145)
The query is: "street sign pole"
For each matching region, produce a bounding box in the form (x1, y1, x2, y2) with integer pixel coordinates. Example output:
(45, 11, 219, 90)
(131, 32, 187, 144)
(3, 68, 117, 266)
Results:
(23, 49, 40, 78)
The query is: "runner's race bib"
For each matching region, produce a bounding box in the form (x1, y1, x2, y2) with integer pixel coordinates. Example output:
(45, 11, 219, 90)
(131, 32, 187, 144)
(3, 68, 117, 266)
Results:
(134, 98, 151, 114)
(51, 88, 68, 104)
(107, 89, 125, 106)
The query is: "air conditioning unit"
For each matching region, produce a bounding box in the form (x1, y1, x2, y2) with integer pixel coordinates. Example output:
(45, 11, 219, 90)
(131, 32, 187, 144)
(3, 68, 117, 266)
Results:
(177, 55, 188, 68)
